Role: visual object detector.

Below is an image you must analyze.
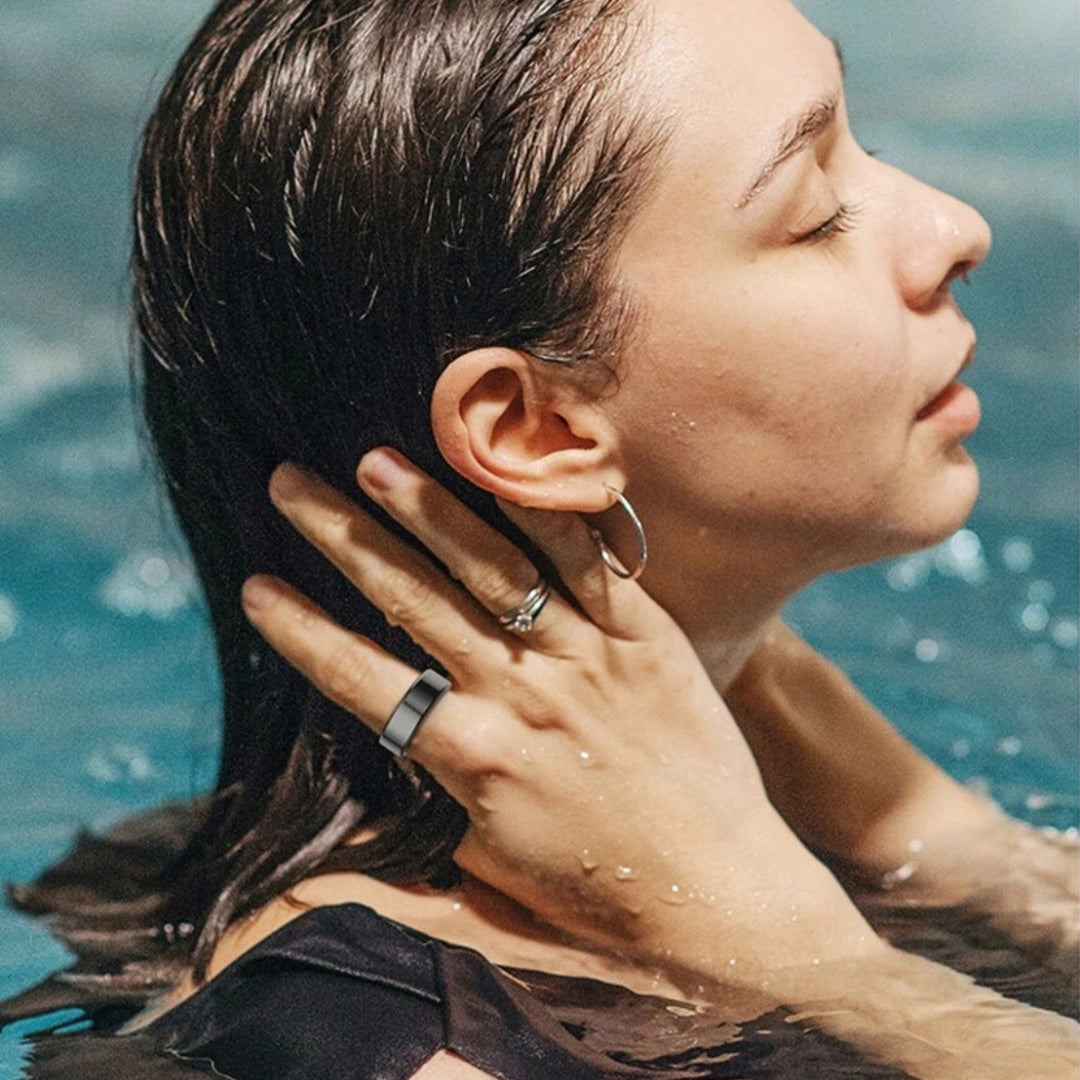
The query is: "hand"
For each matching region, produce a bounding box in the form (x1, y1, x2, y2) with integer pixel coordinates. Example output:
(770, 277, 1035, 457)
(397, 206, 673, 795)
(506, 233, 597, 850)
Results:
(241, 450, 1079, 1078)
(240, 448, 873, 977)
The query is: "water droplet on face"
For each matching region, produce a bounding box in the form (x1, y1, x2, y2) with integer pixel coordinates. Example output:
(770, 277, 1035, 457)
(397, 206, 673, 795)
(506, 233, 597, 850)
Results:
(660, 883, 688, 905)
(727, 957, 737, 967)
(577, 848, 599, 872)
(578, 749, 598, 768)
(455, 637, 474, 656)
(614, 865, 639, 881)
(451, 901, 462, 912)
(908, 838, 924, 855)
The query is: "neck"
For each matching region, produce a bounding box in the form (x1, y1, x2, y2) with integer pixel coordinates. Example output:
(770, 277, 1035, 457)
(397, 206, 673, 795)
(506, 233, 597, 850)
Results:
(636, 522, 820, 690)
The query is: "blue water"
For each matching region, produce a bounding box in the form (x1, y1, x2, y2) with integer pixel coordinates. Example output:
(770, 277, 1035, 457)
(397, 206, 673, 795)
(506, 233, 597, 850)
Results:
(0, 1, 1076, 1075)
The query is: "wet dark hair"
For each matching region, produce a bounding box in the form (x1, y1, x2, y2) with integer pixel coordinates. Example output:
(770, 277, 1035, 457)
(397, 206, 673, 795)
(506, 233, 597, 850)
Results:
(6, 0, 664, 1009)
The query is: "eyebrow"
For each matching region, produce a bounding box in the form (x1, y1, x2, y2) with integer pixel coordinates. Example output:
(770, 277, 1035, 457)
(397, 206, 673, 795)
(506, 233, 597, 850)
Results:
(735, 40, 846, 210)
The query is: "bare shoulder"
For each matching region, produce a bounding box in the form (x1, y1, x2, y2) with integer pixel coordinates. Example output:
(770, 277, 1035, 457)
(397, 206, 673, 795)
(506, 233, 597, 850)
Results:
(409, 1050, 500, 1079)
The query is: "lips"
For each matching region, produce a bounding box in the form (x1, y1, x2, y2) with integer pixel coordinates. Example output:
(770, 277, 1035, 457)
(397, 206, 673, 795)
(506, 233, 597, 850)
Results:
(916, 341, 976, 422)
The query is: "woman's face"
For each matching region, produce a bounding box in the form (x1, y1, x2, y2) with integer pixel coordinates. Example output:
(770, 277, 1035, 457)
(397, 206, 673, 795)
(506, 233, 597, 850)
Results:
(603, 0, 992, 581)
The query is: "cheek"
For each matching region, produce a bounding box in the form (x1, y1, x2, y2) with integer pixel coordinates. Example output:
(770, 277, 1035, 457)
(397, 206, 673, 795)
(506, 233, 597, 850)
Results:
(617, 263, 914, 495)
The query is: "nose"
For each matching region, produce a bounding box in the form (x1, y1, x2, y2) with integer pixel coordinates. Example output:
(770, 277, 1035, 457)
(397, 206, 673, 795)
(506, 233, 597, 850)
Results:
(889, 168, 992, 310)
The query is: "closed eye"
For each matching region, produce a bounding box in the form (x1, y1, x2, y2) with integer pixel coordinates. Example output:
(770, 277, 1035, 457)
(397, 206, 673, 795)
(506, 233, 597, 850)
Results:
(791, 202, 862, 244)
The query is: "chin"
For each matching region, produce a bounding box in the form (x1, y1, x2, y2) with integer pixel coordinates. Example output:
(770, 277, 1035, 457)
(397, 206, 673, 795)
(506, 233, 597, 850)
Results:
(826, 455, 981, 571)
(888, 452, 981, 558)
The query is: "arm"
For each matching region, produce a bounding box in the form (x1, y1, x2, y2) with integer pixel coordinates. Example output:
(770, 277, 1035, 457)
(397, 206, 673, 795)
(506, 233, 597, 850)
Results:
(725, 621, 1078, 963)
(724, 618, 998, 871)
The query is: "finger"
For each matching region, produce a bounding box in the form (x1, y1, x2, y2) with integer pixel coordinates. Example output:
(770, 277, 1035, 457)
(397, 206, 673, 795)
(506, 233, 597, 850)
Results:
(268, 463, 506, 677)
(495, 498, 666, 640)
(355, 448, 582, 651)
(241, 574, 481, 782)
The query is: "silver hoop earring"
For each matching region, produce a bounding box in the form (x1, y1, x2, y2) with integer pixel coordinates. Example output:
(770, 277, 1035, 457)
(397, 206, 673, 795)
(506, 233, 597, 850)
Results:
(590, 484, 648, 581)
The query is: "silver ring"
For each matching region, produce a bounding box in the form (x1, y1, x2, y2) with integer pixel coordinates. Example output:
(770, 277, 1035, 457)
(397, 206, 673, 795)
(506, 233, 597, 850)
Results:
(379, 669, 451, 757)
(497, 577, 551, 633)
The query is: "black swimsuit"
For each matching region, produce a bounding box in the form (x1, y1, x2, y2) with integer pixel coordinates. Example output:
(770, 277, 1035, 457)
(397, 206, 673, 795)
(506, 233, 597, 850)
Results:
(19, 903, 916, 1079)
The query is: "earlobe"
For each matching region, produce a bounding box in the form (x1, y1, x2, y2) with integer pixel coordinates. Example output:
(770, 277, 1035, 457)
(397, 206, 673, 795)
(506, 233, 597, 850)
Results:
(431, 347, 622, 511)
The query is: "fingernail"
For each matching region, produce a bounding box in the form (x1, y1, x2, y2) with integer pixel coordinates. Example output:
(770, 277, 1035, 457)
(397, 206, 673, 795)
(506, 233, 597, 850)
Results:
(359, 447, 409, 491)
(269, 462, 306, 501)
(242, 575, 283, 611)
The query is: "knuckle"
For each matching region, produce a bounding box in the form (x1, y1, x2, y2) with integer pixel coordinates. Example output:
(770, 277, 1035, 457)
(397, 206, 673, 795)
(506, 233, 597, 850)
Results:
(383, 569, 437, 625)
(474, 564, 534, 611)
(439, 719, 508, 776)
(315, 640, 371, 708)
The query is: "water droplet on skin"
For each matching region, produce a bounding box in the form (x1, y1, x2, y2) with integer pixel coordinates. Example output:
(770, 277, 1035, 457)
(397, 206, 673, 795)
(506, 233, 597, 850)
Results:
(451, 901, 462, 912)
(687, 420, 698, 431)
(614, 865, 639, 881)
(882, 861, 917, 889)
(666, 1004, 697, 1017)
(812, 957, 821, 966)
(577, 848, 599, 872)
(908, 839, 924, 855)
(660, 883, 688, 905)
(728, 957, 737, 967)
(578, 749, 598, 768)
(455, 637, 474, 656)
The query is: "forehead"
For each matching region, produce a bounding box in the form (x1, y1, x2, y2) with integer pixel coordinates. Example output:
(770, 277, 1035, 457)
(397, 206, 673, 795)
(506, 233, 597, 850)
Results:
(627, 0, 842, 201)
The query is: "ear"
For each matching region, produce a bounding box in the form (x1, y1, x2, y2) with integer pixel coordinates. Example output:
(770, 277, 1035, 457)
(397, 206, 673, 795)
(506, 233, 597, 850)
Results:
(431, 347, 623, 511)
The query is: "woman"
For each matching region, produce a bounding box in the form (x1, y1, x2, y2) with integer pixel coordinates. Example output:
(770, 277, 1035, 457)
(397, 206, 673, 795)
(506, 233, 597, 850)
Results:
(5, 0, 1076, 1076)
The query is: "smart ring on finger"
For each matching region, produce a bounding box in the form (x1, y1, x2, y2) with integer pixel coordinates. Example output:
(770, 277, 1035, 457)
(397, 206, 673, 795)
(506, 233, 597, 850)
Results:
(497, 577, 551, 634)
(379, 669, 451, 757)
